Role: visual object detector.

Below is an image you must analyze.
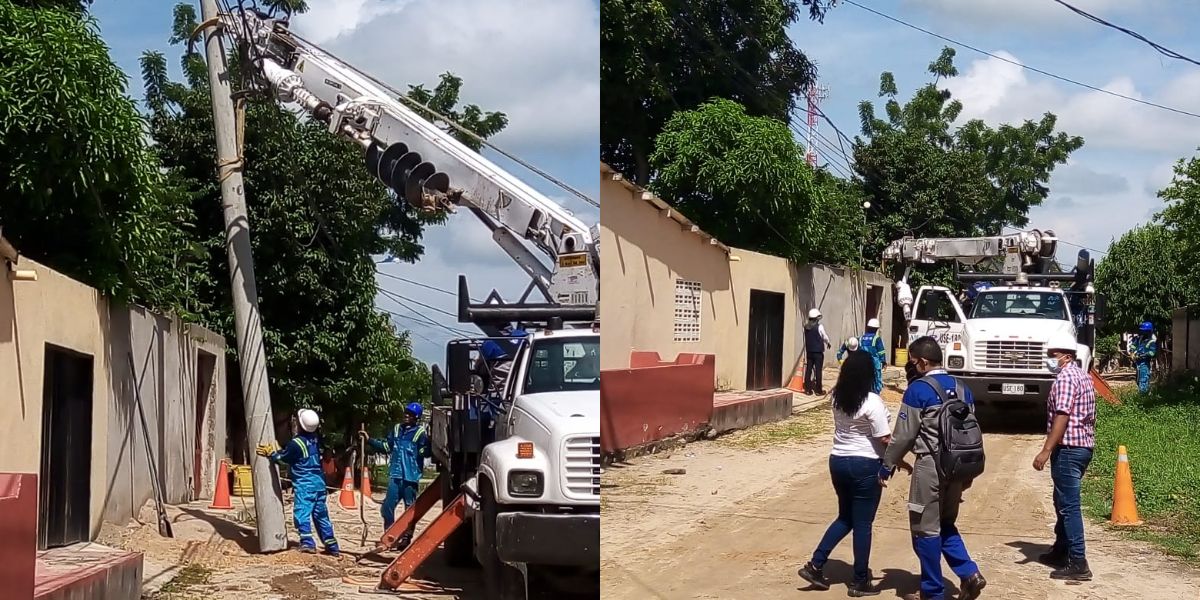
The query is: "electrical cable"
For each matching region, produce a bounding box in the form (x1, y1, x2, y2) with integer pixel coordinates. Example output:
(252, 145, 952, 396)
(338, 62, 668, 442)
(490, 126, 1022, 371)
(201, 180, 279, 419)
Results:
(377, 288, 476, 337)
(1049, 0, 1200, 68)
(843, 0, 1200, 120)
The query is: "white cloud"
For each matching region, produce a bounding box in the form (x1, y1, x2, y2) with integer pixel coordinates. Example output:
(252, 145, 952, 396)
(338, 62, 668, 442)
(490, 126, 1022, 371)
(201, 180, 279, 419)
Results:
(1050, 162, 1129, 196)
(293, 0, 598, 152)
(901, 0, 1160, 28)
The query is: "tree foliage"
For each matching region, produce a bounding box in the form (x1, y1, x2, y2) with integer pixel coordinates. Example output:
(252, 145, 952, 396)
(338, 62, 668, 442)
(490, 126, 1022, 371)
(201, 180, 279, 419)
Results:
(601, 0, 834, 185)
(854, 47, 1083, 271)
(1095, 224, 1191, 336)
(1158, 151, 1200, 294)
(0, 0, 202, 314)
(407, 73, 507, 152)
(649, 98, 865, 266)
(141, 3, 507, 435)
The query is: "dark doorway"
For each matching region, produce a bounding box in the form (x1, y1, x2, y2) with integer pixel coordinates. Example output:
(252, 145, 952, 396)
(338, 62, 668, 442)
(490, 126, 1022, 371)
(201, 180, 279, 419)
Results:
(746, 290, 785, 390)
(39, 344, 94, 549)
(865, 285, 883, 325)
(193, 351, 217, 500)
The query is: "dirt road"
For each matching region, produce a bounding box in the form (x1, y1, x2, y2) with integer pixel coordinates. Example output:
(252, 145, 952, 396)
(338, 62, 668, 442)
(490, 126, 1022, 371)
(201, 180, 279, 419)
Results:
(600, 391, 1200, 600)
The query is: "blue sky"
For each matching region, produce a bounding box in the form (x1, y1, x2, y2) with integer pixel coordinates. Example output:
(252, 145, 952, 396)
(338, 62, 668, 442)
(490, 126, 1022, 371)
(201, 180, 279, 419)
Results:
(92, 0, 599, 366)
(794, 0, 1200, 263)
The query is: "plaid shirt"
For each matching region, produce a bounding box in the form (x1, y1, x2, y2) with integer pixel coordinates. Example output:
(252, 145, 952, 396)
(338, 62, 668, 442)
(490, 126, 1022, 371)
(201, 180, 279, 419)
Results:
(1047, 362, 1096, 448)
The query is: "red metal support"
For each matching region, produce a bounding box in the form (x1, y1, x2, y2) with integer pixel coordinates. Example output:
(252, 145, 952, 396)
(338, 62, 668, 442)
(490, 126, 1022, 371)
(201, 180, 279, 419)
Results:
(374, 473, 446, 552)
(377, 493, 469, 591)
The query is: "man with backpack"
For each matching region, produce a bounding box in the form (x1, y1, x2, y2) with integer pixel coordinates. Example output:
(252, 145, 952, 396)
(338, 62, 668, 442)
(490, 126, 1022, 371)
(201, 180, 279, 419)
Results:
(1031, 332, 1096, 581)
(881, 336, 987, 600)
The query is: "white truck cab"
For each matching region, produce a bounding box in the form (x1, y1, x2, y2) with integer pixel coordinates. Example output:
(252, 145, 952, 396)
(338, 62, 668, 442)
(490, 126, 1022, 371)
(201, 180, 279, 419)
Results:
(909, 284, 1091, 410)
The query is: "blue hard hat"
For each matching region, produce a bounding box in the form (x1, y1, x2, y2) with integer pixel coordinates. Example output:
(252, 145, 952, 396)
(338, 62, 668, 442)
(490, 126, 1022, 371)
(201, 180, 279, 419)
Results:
(1139, 321, 1153, 332)
(405, 402, 423, 419)
(966, 282, 992, 300)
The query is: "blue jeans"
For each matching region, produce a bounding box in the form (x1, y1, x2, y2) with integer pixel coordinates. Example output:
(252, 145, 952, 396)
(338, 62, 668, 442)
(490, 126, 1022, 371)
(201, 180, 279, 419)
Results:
(382, 478, 420, 531)
(812, 455, 883, 583)
(1051, 446, 1093, 559)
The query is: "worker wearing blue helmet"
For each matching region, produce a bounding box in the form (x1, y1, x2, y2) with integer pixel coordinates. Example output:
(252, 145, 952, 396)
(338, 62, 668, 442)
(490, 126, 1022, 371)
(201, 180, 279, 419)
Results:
(361, 401, 432, 549)
(1130, 321, 1157, 394)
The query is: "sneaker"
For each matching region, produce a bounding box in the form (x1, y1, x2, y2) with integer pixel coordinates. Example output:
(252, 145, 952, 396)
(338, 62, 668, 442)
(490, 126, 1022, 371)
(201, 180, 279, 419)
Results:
(1037, 547, 1068, 568)
(960, 572, 987, 600)
(847, 578, 880, 597)
(796, 561, 830, 591)
(1049, 558, 1092, 581)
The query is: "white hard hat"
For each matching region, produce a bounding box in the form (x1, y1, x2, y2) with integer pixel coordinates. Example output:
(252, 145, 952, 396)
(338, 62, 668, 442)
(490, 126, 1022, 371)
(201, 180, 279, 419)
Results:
(808, 308, 821, 319)
(867, 318, 880, 329)
(297, 409, 320, 433)
(1046, 333, 1079, 355)
(847, 337, 860, 351)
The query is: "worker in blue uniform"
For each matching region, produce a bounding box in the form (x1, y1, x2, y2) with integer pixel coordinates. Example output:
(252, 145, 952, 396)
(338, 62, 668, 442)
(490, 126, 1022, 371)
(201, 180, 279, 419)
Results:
(1130, 321, 1157, 394)
(257, 409, 340, 556)
(361, 402, 432, 550)
(861, 318, 887, 393)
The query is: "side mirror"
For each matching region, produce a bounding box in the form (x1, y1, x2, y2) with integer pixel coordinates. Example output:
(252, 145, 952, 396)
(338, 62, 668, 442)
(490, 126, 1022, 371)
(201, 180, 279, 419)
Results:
(447, 341, 472, 394)
(430, 365, 450, 405)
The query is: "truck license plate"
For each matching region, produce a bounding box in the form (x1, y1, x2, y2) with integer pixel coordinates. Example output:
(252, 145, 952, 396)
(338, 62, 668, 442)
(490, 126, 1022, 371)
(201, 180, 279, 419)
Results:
(1002, 383, 1024, 395)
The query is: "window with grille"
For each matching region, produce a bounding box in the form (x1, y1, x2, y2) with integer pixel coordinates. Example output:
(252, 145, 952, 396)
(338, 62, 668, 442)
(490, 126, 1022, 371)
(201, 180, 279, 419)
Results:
(674, 279, 702, 342)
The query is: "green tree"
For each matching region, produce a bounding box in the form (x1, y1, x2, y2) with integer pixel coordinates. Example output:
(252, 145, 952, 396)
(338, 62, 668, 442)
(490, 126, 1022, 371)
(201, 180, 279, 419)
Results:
(649, 98, 865, 265)
(141, 3, 507, 436)
(0, 0, 202, 315)
(1159, 151, 1200, 294)
(855, 47, 1083, 270)
(407, 73, 507, 152)
(1095, 224, 1191, 336)
(601, 0, 834, 185)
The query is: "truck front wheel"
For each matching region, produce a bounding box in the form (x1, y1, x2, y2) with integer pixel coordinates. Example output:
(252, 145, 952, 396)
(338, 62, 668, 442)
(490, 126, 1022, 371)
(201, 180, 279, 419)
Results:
(480, 482, 526, 600)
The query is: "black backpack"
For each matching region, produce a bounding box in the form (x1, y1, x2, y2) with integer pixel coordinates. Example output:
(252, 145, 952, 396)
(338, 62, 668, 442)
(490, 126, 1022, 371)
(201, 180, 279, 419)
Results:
(917, 376, 986, 483)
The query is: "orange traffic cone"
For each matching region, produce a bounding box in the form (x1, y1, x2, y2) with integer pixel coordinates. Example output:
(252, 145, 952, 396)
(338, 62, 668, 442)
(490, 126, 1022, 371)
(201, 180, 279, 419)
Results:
(338, 466, 357, 510)
(360, 465, 373, 501)
(1110, 445, 1143, 526)
(786, 358, 806, 393)
(210, 459, 232, 510)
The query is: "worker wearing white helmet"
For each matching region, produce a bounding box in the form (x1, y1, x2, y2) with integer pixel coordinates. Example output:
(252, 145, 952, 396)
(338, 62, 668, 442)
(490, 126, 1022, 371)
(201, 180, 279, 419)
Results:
(257, 408, 341, 556)
(1032, 331, 1096, 581)
(860, 318, 886, 393)
(803, 308, 832, 395)
(836, 336, 860, 364)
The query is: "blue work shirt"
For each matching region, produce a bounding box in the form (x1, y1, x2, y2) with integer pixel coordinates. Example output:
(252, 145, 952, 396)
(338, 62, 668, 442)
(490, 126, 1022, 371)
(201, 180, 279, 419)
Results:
(269, 432, 325, 492)
(861, 331, 886, 364)
(368, 423, 432, 483)
(481, 328, 527, 360)
(901, 371, 976, 410)
(1131, 334, 1157, 364)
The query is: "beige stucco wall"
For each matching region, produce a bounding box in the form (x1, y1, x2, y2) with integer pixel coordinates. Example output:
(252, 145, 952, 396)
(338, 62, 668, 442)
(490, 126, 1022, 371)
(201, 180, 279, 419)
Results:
(0, 255, 226, 539)
(600, 164, 895, 390)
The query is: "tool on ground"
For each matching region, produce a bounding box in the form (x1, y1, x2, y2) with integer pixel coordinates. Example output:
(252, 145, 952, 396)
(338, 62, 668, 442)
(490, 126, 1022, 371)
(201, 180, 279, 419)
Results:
(210, 459, 233, 510)
(359, 423, 368, 548)
(339, 465, 358, 510)
(126, 352, 175, 538)
(1110, 445, 1142, 526)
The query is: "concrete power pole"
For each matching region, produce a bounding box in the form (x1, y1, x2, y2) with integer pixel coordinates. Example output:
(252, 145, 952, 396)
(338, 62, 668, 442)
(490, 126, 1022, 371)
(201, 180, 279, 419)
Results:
(198, 0, 287, 553)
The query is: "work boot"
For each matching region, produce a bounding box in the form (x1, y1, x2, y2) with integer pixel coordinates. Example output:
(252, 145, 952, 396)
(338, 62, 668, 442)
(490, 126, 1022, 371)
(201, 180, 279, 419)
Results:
(959, 572, 987, 600)
(846, 577, 880, 597)
(1050, 558, 1092, 581)
(393, 532, 413, 551)
(323, 545, 341, 558)
(1037, 547, 1068, 568)
(796, 562, 830, 591)
(299, 546, 317, 554)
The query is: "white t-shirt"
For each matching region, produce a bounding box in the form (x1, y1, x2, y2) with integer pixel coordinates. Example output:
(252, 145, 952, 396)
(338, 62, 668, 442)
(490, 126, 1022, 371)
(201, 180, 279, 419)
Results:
(830, 392, 891, 458)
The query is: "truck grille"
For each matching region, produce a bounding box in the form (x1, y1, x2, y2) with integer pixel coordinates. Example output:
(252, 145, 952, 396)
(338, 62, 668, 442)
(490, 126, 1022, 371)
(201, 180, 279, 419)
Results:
(563, 436, 600, 500)
(974, 341, 1045, 370)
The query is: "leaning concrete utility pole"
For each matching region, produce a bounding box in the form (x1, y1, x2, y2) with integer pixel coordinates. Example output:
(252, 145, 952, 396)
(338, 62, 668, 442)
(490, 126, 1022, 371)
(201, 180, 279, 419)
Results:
(198, 0, 287, 553)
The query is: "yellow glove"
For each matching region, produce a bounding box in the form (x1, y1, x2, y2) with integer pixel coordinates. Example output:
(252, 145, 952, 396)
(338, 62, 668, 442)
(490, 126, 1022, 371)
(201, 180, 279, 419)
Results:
(255, 443, 279, 457)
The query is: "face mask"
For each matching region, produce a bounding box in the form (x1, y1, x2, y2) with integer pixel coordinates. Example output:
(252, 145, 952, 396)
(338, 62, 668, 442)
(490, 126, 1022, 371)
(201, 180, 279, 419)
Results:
(1044, 357, 1063, 373)
(905, 361, 921, 383)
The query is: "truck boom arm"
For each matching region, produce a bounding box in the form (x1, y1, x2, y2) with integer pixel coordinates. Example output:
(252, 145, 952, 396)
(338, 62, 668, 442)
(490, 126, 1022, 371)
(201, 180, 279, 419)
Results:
(882, 230, 1058, 273)
(220, 10, 597, 308)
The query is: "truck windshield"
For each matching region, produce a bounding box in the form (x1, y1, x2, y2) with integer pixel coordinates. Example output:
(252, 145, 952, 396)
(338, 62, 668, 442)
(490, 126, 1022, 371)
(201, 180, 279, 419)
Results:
(524, 338, 600, 394)
(970, 291, 1067, 320)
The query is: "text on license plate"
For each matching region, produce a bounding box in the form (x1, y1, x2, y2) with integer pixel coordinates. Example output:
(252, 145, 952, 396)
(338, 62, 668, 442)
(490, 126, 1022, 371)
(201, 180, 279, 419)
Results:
(1001, 383, 1024, 395)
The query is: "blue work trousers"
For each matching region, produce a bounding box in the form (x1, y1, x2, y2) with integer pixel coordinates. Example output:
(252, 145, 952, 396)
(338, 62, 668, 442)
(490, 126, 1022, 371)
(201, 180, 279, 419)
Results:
(294, 488, 338, 551)
(1051, 446, 1093, 560)
(811, 455, 883, 583)
(382, 478, 420, 531)
(1136, 361, 1151, 394)
(871, 358, 883, 393)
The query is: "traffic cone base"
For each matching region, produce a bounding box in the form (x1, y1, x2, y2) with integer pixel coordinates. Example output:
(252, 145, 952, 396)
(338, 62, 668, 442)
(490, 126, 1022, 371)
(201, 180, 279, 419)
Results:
(210, 459, 232, 510)
(1110, 445, 1143, 526)
(786, 359, 806, 393)
(338, 466, 357, 510)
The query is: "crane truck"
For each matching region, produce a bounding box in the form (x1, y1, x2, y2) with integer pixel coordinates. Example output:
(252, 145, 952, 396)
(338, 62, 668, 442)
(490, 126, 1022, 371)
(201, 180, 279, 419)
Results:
(883, 230, 1103, 413)
(219, 8, 599, 599)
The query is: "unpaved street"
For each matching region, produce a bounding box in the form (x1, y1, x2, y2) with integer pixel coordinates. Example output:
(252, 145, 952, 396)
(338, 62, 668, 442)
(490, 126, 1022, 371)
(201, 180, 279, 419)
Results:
(600, 390, 1200, 600)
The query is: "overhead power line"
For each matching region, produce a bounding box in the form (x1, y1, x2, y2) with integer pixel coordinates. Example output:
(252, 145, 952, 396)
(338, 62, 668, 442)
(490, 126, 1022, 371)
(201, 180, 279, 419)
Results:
(1050, 0, 1200, 68)
(844, 0, 1200, 120)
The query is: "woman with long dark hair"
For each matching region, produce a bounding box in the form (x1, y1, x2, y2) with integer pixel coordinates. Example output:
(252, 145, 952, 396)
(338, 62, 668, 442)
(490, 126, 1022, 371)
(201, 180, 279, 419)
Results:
(797, 350, 909, 597)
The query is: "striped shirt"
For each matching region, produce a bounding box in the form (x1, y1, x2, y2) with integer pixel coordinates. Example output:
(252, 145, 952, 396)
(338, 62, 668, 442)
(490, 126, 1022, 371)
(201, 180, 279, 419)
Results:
(1047, 362, 1096, 448)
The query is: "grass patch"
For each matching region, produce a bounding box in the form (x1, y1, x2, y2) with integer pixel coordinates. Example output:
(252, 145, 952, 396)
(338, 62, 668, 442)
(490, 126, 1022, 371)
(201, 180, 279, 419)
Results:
(718, 413, 824, 450)
(150, 564, 212, 600)
(1081, 379, 1200, 560)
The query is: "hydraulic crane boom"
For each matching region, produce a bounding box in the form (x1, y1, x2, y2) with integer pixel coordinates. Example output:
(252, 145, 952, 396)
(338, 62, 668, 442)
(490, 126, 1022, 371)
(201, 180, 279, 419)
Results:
(882, 229, 1059, 273)
(219, 9, 598, 312)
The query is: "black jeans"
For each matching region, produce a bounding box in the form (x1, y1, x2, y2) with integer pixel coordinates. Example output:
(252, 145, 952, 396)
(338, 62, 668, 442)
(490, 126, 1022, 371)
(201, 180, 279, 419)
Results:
(811, 455, 883, 583)
(804, 351, 824, 392)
